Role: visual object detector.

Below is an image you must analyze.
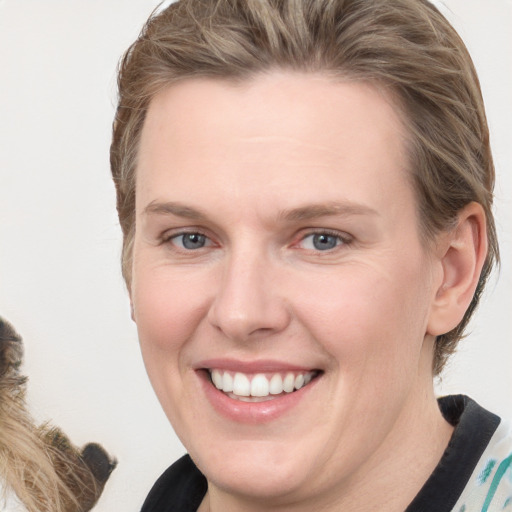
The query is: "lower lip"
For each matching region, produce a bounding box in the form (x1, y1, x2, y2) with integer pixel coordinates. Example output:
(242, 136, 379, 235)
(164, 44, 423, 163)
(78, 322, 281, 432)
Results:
(198, 371, 320, 424)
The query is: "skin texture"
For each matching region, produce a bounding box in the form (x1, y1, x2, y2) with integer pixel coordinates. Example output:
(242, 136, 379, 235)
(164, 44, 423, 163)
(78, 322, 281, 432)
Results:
(131, 72, 486, 512)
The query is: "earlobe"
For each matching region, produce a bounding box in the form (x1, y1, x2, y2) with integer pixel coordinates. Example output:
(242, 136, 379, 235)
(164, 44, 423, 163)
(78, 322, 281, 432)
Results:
(427, 202, 487, 336)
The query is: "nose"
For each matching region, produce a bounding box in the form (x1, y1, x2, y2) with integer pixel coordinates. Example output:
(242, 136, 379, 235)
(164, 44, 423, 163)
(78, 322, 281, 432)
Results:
(207, 250, 291, 342)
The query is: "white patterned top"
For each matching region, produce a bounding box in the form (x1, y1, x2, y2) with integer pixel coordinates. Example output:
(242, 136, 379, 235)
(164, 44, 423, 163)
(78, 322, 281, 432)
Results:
(453, 418, 512, 511)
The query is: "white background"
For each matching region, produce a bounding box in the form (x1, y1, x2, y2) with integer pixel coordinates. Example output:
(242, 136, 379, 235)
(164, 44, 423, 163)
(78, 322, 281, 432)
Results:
(0, 1, 510, 510)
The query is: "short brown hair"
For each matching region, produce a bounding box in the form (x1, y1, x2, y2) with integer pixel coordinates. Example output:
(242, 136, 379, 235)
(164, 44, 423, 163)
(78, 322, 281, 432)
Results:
(110, 0, 498, 375)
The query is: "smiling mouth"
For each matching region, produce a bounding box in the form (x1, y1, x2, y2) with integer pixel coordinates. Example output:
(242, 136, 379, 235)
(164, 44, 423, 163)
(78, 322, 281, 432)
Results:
(207, 369, 321, 402)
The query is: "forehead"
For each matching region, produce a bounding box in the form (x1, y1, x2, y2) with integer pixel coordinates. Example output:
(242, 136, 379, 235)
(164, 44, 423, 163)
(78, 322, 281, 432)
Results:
(136, 72, 413, 219)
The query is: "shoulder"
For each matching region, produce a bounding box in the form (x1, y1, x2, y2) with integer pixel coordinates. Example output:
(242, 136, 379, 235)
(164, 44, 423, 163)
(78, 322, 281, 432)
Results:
(140, 454, 207, 512)
(453, 416, 512, 511)
(407, 395, 509, 512)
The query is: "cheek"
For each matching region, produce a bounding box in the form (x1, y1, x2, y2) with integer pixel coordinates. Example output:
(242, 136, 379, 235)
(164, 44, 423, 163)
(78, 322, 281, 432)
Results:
(131, 263, 212, 360)
(292, 260, 432, 371)
(130, 265, 215, 427)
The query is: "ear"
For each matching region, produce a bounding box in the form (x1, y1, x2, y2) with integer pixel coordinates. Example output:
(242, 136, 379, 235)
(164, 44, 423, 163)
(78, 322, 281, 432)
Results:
(427, 202, 488, 336)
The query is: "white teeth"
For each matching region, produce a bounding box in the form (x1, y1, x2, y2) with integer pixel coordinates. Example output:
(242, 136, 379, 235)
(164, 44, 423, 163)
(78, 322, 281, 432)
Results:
(269, 373, 283, 395)
(233, 372, 251, 396)
(251, 374, 269, 397)
(209, 369, 317, 398)
(294, 374, 305, 390)
(283, 373, 295, 393)
(211, 369, 223, 389)
(222, 372, 233, 392)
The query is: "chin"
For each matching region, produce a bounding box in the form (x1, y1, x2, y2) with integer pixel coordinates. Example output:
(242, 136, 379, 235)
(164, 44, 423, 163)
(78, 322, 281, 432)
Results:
(204, 454, 310, 500)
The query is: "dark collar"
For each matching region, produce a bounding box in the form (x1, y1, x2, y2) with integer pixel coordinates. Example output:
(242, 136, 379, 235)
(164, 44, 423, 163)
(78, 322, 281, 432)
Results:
(405, 395, 500, 511)
(141, 395, 500, 512)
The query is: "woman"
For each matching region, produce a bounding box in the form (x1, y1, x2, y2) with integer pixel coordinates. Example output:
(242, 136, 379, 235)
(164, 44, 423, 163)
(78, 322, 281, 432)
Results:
(110, 0, 511, 510)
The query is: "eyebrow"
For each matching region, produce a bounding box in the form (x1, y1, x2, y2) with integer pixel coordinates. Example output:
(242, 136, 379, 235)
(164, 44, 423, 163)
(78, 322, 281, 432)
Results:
(279, 202, 379, 222)
(143, 201, 208, 221)
(143, 200, 378, 222)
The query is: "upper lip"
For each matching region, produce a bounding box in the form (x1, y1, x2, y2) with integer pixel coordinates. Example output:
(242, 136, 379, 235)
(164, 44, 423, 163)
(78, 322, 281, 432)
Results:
(194, 358, 319, 373)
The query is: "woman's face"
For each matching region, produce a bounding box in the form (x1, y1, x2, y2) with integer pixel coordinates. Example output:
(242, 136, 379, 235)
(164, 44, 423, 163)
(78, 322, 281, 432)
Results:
(131, 72, 442, 505)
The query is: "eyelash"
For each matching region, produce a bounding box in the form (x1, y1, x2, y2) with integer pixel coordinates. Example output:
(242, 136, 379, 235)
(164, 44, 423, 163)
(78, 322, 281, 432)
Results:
(295, 229, 352, 252)
(160, 228, 352, 253)
(161, 229, 213, 251)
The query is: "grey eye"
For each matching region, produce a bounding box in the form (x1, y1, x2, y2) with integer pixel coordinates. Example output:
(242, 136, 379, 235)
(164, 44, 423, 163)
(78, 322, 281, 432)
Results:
(312, 234, 338, 250)
(300, 233, 341, 251)
(178, 233, 207, 250)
